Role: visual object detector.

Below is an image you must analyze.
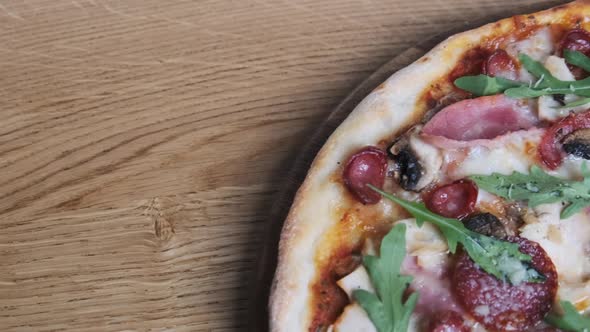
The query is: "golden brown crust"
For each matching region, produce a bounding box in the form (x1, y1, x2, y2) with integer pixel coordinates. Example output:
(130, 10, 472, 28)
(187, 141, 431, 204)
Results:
(269, 2, 590, 331)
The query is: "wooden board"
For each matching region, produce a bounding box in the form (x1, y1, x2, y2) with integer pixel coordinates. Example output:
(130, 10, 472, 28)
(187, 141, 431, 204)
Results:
(0, 1, 568, 331)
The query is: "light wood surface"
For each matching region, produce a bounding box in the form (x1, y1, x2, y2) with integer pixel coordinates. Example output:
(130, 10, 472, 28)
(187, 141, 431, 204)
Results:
(0, 1, 568, 331)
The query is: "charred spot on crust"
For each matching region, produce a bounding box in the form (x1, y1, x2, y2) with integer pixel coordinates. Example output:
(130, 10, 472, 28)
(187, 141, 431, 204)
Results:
(391, 146, 422, 191)
(563, 128, 590, 159)
(463, 213, 507, 238)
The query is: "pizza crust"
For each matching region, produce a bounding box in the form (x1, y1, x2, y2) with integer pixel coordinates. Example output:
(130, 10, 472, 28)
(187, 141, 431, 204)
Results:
(269, 2, 590, 331)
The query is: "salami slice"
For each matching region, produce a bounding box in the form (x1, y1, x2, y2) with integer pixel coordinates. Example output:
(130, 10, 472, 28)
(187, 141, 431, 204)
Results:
(483, 49, 518, 80)
(559, 29, 590, 56)
(558, 29, 590, 78)
(452, 237, 558, 331)
(343, 146, 388, 204)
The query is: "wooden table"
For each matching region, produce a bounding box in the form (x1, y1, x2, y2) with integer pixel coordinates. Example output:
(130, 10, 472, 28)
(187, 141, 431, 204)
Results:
(0, 0, 568, 331)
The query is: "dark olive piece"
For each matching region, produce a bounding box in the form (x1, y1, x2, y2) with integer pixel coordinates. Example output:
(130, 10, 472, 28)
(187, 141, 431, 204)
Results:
(552, 94, 566, 106)
(392, 147, 422, 191)
(463, 213, 507, 238)
(563, 128, 590, 160)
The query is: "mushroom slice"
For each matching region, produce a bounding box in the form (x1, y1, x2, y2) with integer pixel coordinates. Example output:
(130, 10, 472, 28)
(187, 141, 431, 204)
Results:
(390, 127, 442, 192)
(563, 128, 590, 159)
(463, 213, 507, 238)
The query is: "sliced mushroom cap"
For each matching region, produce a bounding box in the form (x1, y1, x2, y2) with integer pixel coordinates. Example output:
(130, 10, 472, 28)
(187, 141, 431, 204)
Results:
(463, 213, 507, 238)
(390, 127, 442, 192)
(391, 145, 422, 190)
(563, 128, 590, 159)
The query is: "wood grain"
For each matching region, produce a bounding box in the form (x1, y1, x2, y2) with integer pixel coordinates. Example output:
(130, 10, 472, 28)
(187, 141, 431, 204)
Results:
(0, 0, 568, 331)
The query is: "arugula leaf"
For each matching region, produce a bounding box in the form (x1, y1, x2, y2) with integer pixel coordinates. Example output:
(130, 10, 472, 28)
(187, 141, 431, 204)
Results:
(454, 53, 590, 98)
(556, 97, 590, 109)
(504, 54, 590, 98)
(565, 49, 590, 72)
(470, 165, 590, 219)
(454, 75, 522, 96)
(368, 185, 543, 284)
(546, 301, 590, 332)
(504, 86, 555, 98)
(353, 223, 418, 332)
(517, 53, 559, 85)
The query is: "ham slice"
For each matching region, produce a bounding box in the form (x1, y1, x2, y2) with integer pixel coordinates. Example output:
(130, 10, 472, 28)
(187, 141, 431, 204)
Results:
(422, 94, 538, 144)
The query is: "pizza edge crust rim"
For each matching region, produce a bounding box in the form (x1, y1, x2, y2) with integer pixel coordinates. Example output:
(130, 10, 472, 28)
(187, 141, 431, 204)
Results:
(269, 1, 589, 331)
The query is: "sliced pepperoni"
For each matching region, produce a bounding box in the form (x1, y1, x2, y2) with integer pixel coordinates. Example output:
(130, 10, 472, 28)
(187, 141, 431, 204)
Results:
(342, 146, 388, 204)
(449, 48, 488, 83)
(559, 29, 590, 56)
(482, 49, 518, 80)
(421, 95, 538, 142)
(453, 237, 558, 331)
(428, 311, 469, 332)
(558, 29, 590, 79)
(539, 110, 590, 169)
(423, 180, 477, 219)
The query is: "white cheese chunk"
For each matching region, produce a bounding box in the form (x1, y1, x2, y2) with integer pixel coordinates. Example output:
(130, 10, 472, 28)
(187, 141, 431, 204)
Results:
(398, 218, 448, 260)
(331, 303, 377, 332)
(506, 27, 554, 82)
(538, 96, 568, 121)
(506, 27, 554, 62)
(537, 55, 587, 121)
(544, 55, 576, 81)
(336, 265, 374, 300)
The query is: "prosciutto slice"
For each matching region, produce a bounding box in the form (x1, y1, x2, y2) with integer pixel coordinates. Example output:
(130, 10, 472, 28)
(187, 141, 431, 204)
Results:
(422, 94, 538, 143)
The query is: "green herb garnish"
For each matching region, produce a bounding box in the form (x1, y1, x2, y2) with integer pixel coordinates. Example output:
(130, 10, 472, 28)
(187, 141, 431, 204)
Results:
(368, 185, 543, 284)
(546, 301, 590, 332)
(353, 223, 418, 332)
(565, 49, 590, 72)
(454, 75, 522, 96)
(556, 97, 590, 109)
(454, 53, 590, 98)
(471, 165, 590, 219)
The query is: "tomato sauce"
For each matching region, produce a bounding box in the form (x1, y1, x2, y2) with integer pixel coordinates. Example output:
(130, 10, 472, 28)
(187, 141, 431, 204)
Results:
(309, 247, 359, 331)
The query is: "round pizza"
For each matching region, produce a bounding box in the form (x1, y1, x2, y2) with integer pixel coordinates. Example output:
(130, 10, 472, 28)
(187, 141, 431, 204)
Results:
(269, 1, 590, 331)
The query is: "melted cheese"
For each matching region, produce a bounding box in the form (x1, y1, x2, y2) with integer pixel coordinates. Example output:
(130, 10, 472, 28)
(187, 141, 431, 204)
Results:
(506, 27, 554, 82)
(444, 129, 543, 179)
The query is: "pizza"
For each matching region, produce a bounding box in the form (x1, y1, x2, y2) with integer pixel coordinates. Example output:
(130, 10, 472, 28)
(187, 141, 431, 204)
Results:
(269, 1, 590, 331)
